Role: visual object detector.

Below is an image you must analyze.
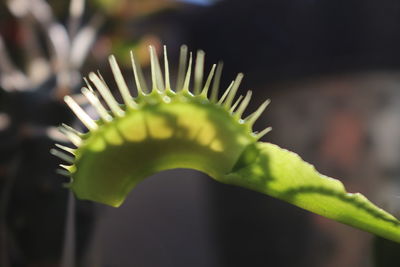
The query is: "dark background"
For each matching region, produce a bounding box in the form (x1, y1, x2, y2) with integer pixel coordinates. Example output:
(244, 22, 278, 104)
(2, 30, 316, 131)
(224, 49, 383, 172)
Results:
(2, 0, 400, 266)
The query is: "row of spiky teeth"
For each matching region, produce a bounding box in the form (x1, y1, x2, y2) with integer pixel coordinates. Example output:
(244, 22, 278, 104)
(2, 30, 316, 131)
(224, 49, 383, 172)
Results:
(51, 45, 272, 176)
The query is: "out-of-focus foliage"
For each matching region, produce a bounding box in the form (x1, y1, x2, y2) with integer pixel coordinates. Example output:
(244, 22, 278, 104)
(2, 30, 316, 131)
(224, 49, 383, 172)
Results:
(0, 0, 188, 266)
(92, 0, 179, 17)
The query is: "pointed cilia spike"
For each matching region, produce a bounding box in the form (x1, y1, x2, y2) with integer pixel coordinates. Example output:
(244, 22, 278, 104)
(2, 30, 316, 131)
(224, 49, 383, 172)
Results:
(245, 99, 271, 127)
(60, 129, 81, 147)
(97, 70, 108, 85)
(89, 72, 124, 117)
(230, 95, 243, 113)
(210, 61, 223, 102)
(56, 169, 71, 177)
(200, 64, 216, 97)
(217, 80, 234, 105)
(154, 47, 165, 91)
(149, 46, 158, 92)
(194, 50, 205, 95)
(83, 77, 94, 92)
(256, 126, 272, 139)
(81, 87, 113, 122)
(61, 123, 83, 136)
(50, 148, 74, 164)
(108, 55, 137, 108)
(149, 45, 164, 92)
(176, 45, 188, 91)
(224, 73, 244, 108)
(182, 52, 193, 93)
(130, 50, 146, 96)
(58, 125, 82, 147)
(55, 144, 76, 155)
(64, 95, 98, 131)
(59, 164, 71, 171)
(235, 90, 252, 118)
(163, 46, 172, 91)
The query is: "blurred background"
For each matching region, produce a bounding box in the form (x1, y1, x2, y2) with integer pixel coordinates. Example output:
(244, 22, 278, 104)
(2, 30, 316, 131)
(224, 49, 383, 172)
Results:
(1, 0, 400, 266)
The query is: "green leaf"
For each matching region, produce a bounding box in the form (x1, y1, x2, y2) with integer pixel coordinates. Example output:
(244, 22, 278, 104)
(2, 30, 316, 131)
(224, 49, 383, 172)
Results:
(223, 142, 400, 243)
(57, 46, 400, 243)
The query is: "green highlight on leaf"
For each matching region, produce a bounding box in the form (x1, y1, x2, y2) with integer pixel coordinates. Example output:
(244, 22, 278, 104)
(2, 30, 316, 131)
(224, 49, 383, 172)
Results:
(53, 45, 400, 243)
(225, 142, 400, 243)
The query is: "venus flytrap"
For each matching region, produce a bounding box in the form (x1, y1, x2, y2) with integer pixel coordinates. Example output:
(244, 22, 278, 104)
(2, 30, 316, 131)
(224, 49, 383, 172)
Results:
(52, 45, 400, 243)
